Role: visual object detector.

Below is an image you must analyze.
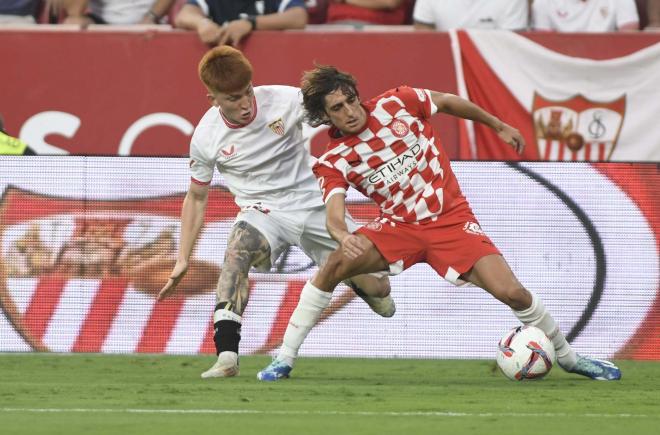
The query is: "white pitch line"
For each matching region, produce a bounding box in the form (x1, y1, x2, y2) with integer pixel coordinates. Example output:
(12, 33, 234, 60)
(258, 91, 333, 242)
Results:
(0, 408, 653, 418)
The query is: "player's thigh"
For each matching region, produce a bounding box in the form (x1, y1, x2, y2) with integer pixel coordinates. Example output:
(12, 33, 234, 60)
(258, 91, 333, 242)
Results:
(461, 254, 526, 301)
(230, 210, 290, 271)
(314, 235, 389, 289)
(297, 206, 343, 265)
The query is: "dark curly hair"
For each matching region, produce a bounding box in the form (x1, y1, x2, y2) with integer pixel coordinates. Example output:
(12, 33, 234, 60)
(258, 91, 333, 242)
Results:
(301, 65, 359, 127)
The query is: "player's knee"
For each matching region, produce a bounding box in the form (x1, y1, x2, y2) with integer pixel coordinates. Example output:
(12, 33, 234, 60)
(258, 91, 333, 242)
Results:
(222, 247, 252, 271)
(502, 286, 532, 311)
(318, 251, 352, 286)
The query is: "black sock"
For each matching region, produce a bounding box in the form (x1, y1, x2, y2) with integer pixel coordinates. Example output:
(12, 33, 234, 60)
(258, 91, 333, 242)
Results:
(213, 303, 241, 355)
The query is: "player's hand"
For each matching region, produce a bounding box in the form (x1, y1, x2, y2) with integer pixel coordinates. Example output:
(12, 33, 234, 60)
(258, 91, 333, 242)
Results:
(218, 19, 252, 46)
(498, 123, 525, 154)
(340, 234, 367, 260)
(158, 260, 189, 301)
(197, 18, 224, 45)
(63, 15, 93, 28)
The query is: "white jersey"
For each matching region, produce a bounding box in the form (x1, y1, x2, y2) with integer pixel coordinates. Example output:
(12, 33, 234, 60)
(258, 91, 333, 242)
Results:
(413, 0, 529, 31)
(89, 0, 155, 24)
(532, 0, 639, 32)
(189, 85, 324, 212)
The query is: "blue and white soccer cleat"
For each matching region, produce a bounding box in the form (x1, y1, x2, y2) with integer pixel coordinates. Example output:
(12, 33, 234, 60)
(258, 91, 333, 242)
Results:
(565, 355, 621, 381)
(257, 360, 293, 381)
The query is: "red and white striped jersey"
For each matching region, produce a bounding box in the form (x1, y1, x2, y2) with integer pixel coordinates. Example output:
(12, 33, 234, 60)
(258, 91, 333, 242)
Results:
(313, 86, 468, 224)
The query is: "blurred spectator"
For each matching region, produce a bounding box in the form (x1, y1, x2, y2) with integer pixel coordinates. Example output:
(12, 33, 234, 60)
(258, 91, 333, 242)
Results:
(306, 0, 328, 24)
(413, 0, 529, 31)
(0, 0, 39, 24)
(325, 0, 410, 25)
(175, 0, 307, 46)
(62, 0, 175, 26)
(648, 0, 660, 29)
(0, 114, 35, 155)
(532, 0, 639, 32)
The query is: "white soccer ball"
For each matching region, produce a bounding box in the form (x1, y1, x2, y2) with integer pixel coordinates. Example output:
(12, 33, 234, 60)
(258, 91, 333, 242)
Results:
(496, 325, 556, 381)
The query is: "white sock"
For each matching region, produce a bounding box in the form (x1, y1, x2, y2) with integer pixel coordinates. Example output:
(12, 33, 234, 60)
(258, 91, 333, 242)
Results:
(276, 281, 332, 367)
(513, 292, 578, 370)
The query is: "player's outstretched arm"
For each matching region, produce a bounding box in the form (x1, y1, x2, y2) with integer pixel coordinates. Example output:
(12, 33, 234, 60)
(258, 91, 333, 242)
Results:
(158, 181, 209, 301)
(430, 91, 525, 154)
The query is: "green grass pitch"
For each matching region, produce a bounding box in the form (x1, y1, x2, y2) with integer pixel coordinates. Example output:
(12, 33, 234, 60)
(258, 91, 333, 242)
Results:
(0, 354, 658, 435)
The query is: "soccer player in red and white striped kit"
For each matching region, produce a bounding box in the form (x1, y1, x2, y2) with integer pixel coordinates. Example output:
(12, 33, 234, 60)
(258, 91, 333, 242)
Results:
(257, 65, 621, 381)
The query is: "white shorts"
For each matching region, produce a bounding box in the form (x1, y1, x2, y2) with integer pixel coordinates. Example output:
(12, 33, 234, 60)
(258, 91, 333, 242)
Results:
(235, 205, 360, 272)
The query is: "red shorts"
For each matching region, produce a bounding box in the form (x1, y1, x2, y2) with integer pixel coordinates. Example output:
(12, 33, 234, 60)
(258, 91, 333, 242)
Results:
(356, 210, 500, 285)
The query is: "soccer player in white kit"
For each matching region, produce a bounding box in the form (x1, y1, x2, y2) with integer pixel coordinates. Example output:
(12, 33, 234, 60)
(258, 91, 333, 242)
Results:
(157, 46, 394, 378)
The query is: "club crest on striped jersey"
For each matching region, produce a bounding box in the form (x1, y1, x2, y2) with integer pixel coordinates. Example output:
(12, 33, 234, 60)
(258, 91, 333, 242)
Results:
(268, 118, 285, 136)
(532, 93, 625, 162)
(389, 119, 410, 138)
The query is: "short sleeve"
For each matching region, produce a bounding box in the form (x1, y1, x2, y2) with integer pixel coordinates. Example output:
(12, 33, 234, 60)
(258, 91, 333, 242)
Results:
(277, 0, 306, 12)
(312, 158, 349, 203)
(616, 0, 640, 29)
(392, 86, 437, 120)
(189, 135, 214, 185)
(412, 0, 435, 27)
(186, 0, 208, 16)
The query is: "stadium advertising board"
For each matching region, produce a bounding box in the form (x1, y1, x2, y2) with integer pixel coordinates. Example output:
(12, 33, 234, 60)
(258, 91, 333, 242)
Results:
(0, 158, 657, 360)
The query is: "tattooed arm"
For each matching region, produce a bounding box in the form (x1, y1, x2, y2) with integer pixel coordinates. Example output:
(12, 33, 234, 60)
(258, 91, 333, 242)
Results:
(216, 221, 271, 315)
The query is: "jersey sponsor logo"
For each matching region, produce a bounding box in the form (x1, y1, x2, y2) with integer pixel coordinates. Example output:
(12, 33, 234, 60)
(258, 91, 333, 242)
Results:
(367, 143, 422, 187)
(389, 119, 409, 138)
(463, 221, 485, 236)
(268, 118, 285, 136)
(219, 145, 236, 159)
(532, 93, 625, 162)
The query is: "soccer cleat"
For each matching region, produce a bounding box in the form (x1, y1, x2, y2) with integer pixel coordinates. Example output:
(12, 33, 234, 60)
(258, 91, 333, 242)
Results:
(201, 351, 239, 379)
(361, 294, 396, 317)
(257, 359, 293, 381)
(348, 283, 396, 318)
(564, 355, 621, 381)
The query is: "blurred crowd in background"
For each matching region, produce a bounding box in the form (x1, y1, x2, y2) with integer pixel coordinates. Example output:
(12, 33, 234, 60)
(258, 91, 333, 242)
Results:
(1, 1, 658, 46)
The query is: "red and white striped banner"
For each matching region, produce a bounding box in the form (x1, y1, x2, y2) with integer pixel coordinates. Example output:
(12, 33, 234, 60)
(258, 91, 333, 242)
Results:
(451, 30, 660, 161)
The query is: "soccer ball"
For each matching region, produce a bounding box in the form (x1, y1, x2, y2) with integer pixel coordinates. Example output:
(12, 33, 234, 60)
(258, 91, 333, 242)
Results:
(496, 326, 556, 381)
